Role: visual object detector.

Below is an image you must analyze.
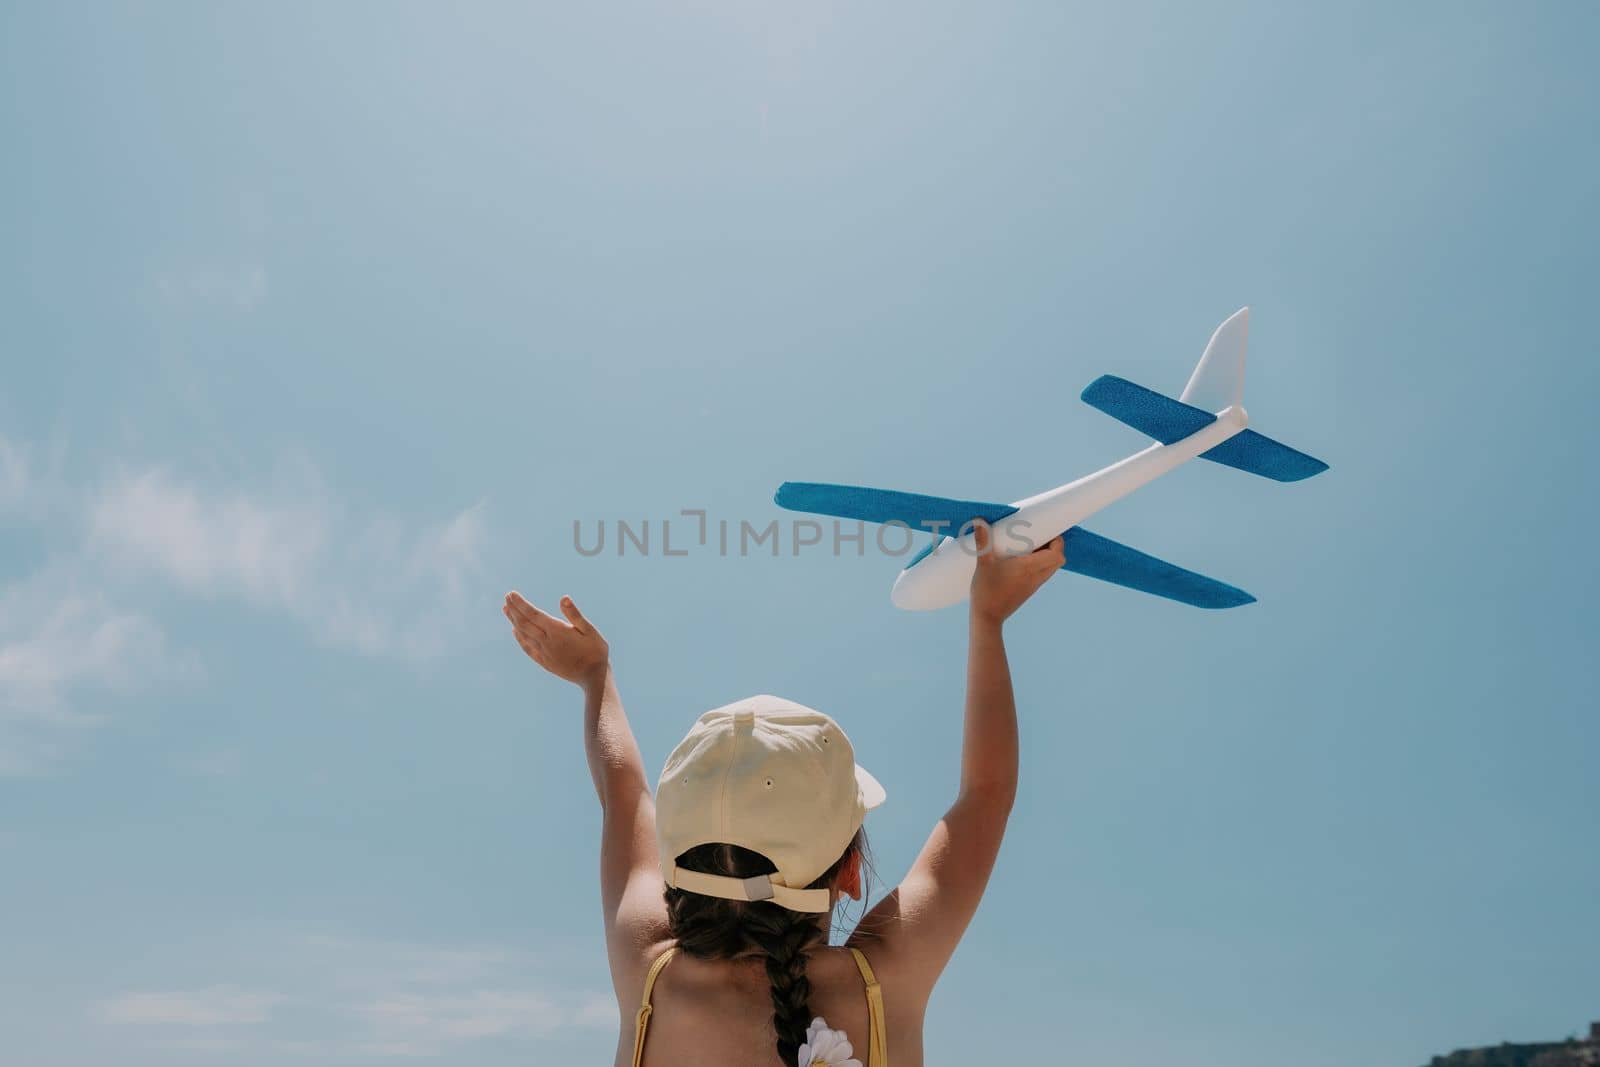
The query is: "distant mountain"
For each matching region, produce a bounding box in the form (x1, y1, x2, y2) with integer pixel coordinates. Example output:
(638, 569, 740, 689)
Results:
(1425, 1025, 1600, 1067)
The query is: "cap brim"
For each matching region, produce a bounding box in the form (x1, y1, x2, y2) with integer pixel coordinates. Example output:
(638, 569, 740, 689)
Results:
(855, 764, 887, 811)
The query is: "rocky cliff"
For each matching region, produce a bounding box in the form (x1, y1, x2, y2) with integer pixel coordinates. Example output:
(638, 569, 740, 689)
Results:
(1426, 1026, 1600, 1067)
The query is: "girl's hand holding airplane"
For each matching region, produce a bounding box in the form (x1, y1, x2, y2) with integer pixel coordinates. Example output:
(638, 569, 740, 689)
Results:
(503, 592, 610, 688)
(969, 520, 1064, 626)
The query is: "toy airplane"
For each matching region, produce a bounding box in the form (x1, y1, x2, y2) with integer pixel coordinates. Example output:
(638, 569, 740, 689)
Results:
(774, 308, 1327, 611)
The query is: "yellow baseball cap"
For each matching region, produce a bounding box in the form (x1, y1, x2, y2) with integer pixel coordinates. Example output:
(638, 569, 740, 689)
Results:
(656, 695, 886, 914)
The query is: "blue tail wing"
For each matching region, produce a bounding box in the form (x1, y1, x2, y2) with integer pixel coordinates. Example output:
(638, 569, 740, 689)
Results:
(1200, 430, 1329, 482)
(1080, 375, 1216, 444)
(1081, 374, 1327, 481)
(1062, 527, 1255, 609)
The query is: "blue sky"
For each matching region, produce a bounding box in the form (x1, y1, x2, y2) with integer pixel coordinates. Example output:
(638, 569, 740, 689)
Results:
(2, 2, 1597, 1064)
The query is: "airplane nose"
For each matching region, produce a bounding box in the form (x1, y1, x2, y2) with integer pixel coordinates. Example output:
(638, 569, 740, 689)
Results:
(891, 556, 968, 611)
(889, 569, 919, 609)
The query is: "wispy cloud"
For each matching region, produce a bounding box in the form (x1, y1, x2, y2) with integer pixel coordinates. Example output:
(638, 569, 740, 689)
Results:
(357, 990, 573, 1043)
(87, 465, 488, 660)
(91, 926, 611, 1059)
(88, 468, 326, 608)
(1, 459, 180, 773)
(0, 563, 183, 775)
(97, 987, 284, 1027)
(309, 930, 615, 1054)
(0, 580, 170, 703)
(0, 432, 491, 773)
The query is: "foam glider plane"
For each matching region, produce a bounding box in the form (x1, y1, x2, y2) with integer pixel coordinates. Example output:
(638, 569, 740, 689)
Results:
(774, 308, 1328, 611)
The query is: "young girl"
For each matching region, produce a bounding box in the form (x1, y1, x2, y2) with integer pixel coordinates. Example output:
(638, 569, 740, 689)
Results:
(502, 522, 1064, 1066)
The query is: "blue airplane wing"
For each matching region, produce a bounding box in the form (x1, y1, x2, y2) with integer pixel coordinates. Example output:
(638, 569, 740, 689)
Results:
(1062, 527, 1255, 609)
(774, 482, 1017, 531)
(775, 481, 1254, 609)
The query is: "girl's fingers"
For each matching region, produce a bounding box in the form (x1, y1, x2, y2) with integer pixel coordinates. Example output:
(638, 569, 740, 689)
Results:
(1038, 537, 1065, 567)
(501, 606, 547, 649)
(517, 622, 546, 648)
(1020, 535, 1062, 563)
(971, 520, 991, 558)
(505, 592, 554, 632)
(559, 595, 592, 634)
(505, 592, 548, 624)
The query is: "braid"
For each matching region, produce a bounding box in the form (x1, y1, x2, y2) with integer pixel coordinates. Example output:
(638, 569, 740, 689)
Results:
(664, 831, 867, 1063)
(746, 904, 822, 1062)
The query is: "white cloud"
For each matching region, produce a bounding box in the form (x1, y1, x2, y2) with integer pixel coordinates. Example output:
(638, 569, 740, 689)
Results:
(308, 930, 615, 1053)
(97, 986, 283, 1026)
(573, 992, 619, 1029)
(88, 468, 326, 608)
(87, 466, 488, 661)
(0, 587, 168, 701)
(357, 989, 567, 1042)
(0, 455, 184, 774)
(91, 926, 611, 1059)
(159, 1034, 248, 1052)
(0, 431, 491, 772)
(0, 564, 182, 776)
(290, 931, 517, 990)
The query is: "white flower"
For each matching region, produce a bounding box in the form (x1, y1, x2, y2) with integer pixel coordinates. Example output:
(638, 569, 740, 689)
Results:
(797, 1016, 862, 1067)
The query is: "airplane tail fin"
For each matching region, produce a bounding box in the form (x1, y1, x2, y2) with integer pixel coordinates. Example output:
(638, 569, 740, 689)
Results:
(1180, 306, 1249, 411)
(1079, 307, 1328, 483)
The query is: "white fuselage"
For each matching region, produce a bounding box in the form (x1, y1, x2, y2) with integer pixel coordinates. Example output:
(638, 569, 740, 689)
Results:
(889, 405, 1250, 610)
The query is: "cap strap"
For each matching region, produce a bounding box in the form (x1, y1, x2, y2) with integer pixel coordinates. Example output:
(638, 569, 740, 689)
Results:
(669, 866, 831, 914)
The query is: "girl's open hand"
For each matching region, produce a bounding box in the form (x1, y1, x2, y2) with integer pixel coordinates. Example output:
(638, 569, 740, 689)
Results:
(502, 592, 610, 688)
(969, 520, 1064, 625)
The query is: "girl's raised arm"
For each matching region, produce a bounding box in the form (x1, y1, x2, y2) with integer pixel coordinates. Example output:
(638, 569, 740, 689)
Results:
(852, 522, 1063, 994)
(503, 593, 669, 986)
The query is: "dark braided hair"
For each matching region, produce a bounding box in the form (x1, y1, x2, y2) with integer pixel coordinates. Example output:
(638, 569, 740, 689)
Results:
(664, 829, 866, 1063)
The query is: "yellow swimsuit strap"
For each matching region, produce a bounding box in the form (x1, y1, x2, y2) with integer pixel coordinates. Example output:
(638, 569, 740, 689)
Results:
(633, 945, 885, 1067)
(631, 946, 678, 1067)
(848, 947, 889, 1067)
